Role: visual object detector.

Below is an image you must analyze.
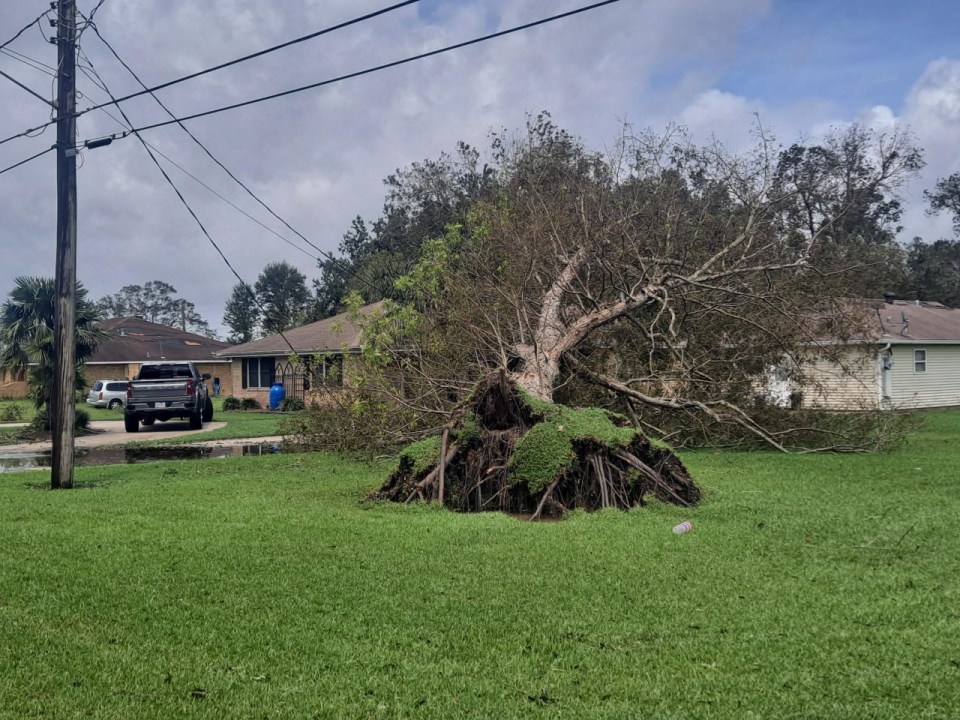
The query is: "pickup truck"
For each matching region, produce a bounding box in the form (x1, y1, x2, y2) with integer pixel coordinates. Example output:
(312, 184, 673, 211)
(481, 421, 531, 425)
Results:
(124, 362, 214, 433)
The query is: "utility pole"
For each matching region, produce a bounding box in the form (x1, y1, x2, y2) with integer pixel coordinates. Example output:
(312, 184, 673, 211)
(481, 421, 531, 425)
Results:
(51, 0, 78, 490)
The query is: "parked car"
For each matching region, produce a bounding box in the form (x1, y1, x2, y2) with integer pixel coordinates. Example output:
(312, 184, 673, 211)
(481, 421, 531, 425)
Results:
(86, 380, 128, 410)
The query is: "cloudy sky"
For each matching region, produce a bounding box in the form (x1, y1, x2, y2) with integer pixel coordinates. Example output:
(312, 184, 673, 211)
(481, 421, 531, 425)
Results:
(1, 0, 959, 334)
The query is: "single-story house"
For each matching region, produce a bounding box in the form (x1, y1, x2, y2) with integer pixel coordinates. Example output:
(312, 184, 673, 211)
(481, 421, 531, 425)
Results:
(88, 317, 234, 394)
(214, 303, 382, 403)
(2, 316, 232, 400)
(801, 298, 960, 410)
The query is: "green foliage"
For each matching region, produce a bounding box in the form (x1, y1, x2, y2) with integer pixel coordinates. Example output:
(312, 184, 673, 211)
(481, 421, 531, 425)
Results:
(95, 280, 213, 337)
(29, 407, 91, 432)
(455, 412, 481, 444)
(925, 171, 960, 236)
(905, 237, 960, 306)
(223, 282, 260, 344)
(279, 396, 305, 412)
(221, 396, 243, 411)
(254, 261, 310, 333)
(0, 276, 107, 415)
(0, 404, 23, 422)
(509, 405, 637, 492)
(393, 225, 462, 303)
(398, 436, 441, 474)
(241, 398, 262, 411)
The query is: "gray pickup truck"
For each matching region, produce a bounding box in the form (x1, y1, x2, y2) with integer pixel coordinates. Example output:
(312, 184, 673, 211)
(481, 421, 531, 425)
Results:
(124, 362, 214, 433)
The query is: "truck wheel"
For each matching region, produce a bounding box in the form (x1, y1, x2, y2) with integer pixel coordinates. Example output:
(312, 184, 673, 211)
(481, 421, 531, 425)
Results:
(124, 415, 139, 433)
(189, 410, 203, 430)
(202, 397, 214, 422)
(142, 418, 156, 426)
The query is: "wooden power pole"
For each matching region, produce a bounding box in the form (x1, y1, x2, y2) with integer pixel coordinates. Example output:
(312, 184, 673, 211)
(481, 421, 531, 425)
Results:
(51, 0, 78, 490)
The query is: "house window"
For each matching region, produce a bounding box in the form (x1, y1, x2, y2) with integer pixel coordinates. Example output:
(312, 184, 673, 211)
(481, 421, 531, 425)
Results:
(310, 355, 343, 387)
(914, 349, 927, 374)
(242, 357, 275, 388)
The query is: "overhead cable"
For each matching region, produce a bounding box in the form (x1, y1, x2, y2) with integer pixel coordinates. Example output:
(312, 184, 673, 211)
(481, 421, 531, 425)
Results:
(0, 0, 421, 147)
(79, 0, 423, 117)
(0, 9, 51, 52)
(77, 52, 300, 355)
(0, 145, 54, 176)
(86, 24, 397, 298)
(85, 0, 622, 144)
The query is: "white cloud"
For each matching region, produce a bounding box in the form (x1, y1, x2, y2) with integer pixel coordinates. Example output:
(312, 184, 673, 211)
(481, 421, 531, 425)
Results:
(0, 1, 956, 332)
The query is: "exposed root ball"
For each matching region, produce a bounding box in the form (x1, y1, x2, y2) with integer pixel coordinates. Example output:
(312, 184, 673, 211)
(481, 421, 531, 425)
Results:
(370, 372, 700, 518)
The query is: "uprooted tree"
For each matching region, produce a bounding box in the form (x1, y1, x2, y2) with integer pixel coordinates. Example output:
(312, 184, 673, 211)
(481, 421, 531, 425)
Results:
(296, 116, 924, 515)
(371, 371, 700, 519)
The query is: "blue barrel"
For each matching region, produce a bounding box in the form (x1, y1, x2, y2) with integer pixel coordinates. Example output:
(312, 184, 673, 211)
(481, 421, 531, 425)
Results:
(268, 382, 286, 410)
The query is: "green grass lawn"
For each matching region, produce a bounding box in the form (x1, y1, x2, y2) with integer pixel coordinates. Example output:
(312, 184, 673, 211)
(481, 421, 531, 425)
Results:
(0, 413, 958, 718)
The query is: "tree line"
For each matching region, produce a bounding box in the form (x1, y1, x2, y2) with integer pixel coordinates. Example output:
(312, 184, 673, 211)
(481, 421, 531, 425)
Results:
(282, 114, 960, 453)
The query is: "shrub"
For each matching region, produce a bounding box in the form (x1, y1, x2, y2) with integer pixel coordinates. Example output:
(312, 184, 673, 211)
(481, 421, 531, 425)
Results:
(241, 398, 262, 411)
(280, 397, 305, 412)
(221, 396, 243, 411)
(29, 407, 91, 432)
(0, 404, 24, 422)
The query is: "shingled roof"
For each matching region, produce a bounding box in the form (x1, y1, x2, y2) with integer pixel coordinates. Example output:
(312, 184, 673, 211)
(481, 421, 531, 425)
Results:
(91, 317, 231, 363)
(215, 302, 383, 358)
(872, 299, 960, 343)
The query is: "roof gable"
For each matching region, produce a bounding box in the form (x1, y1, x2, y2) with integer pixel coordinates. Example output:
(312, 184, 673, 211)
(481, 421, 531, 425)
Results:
(216, 302, 383, 358)
(92, 317, 230, 364)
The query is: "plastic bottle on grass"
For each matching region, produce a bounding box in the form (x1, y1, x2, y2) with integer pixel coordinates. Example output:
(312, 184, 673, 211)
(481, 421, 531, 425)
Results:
(672, 520, 693, 534)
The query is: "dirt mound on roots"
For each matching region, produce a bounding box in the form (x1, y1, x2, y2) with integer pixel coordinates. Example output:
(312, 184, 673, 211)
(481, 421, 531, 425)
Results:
(371, 372, 700, 519)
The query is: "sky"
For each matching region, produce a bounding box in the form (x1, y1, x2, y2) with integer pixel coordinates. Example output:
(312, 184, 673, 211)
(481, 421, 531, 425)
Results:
(1, 0, 958, 335)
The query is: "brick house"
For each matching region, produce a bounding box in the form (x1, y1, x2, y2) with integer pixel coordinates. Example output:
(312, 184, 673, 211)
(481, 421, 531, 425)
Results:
(215, 303, 381, 404)
(87, 317, 233, 394)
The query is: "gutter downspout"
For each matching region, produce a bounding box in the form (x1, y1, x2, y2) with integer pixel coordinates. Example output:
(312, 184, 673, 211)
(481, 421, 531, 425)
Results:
(878, 341, 892, 409)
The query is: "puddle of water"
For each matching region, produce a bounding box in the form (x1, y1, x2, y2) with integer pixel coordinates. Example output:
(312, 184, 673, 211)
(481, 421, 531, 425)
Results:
(0, 443, 281, 473)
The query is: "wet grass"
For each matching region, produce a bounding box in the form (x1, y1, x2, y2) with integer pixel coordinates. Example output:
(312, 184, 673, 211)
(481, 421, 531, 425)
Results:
(0, 412, 958, 718)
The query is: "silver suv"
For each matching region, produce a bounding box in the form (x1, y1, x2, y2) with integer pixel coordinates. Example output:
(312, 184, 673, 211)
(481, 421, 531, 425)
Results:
(86, 380, 128, 410)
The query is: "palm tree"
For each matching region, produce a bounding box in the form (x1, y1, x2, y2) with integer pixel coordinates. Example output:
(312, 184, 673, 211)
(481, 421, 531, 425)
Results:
(0, 276, 106, 425)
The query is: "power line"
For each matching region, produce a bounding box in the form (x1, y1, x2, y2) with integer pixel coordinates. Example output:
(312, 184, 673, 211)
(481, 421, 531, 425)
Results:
(76, 50, 300, 356)
(85, 24, 394, 300)
(1, 47, 58, 76)
(0, 68, 56, 107)
(77, 0, 108, 39)
(79, 0, 422, 116)
(85, 26, 329, 259)
(0, 9, 51, 52)
(0, 0, 421, 148)
(0, 145, 54, 176)
(86, 0, 622, 144)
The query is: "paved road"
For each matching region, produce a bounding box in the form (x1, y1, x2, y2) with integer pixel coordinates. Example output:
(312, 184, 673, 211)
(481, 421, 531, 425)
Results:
(1, 420, 229, 453)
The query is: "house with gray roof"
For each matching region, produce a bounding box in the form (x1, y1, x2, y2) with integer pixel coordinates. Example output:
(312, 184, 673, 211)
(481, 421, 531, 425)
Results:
(2, 317, 231, 400)
(214, 303, 381, 403)
(802, 298, 960, 410)
(89, 317, 233, 394)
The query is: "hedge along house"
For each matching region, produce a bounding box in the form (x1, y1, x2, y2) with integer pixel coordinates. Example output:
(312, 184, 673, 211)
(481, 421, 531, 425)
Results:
(214, 303, 382, 404)
(87, 317, 233, 394)
(800, 297, 960, 410)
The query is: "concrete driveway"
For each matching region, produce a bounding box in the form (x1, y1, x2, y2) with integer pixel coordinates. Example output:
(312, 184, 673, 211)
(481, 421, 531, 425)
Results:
(1, 420, 228, 453)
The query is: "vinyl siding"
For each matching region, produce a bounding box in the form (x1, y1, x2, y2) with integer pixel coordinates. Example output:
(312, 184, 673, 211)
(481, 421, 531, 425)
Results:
(887, 345, 960, 409)
(802, 349, 879, 410)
